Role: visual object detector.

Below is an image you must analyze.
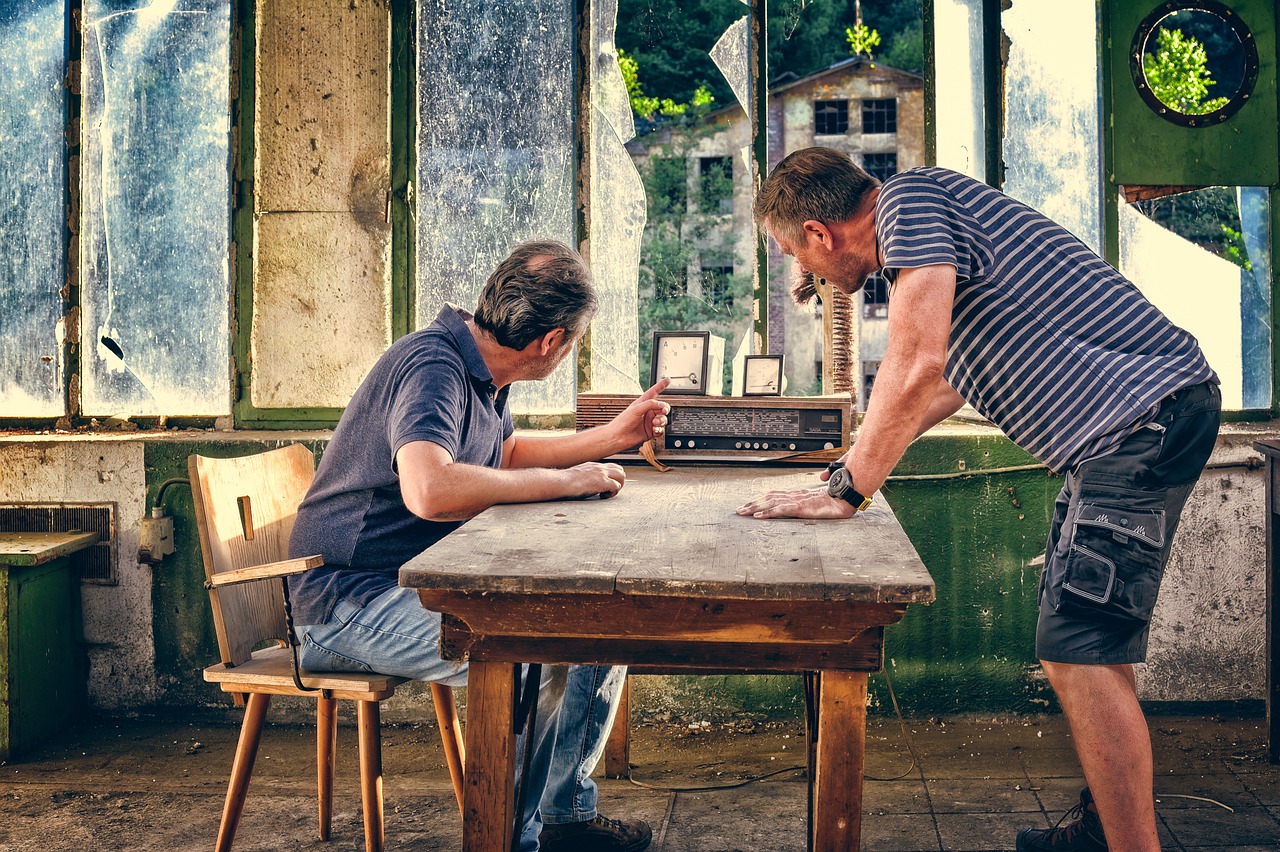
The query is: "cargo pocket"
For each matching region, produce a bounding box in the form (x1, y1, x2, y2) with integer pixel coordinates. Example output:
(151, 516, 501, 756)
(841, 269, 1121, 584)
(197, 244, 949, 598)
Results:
(1059, 496, 1166, 622)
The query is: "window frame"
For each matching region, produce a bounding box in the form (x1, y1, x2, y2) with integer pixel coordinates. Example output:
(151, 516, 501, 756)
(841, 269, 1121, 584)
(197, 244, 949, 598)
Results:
(814, 99, 850, 135)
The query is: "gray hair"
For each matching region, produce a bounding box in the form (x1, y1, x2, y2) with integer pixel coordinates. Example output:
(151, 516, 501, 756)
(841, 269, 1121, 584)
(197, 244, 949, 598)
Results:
(473, 241, 598, 350)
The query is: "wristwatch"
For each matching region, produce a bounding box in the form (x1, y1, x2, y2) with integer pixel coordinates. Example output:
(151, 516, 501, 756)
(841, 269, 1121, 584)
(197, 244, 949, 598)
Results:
(826, 463, 872, 511)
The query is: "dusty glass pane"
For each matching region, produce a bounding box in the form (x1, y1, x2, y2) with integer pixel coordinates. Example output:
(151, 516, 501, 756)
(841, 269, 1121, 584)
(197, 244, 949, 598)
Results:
(709, 15, 750, 116)
(80, 0, 232, 416)
(0, 1, 66, 417)
(586, 0, 644, 393)
(932, 0, 985, 179)
(1120, 187, 1272, 410)
(416, 1, 575, 415)
(1002, 0, 1101, 251)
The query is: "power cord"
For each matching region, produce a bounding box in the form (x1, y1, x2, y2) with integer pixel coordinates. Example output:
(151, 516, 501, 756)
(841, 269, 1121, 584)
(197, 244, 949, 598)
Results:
(623, 666, 921, 793)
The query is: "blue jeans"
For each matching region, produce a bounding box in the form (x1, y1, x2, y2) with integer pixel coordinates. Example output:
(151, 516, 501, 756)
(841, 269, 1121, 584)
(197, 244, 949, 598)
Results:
(295, 586, 626, 851)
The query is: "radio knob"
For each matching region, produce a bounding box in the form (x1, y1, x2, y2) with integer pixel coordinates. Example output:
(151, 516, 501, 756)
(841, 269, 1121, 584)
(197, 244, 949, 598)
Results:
(789, 443, 797, 451)
(762, 443, 770, 450)
(735, 441, 742, 449)
(824, 442, 834, 450)
(674, 440, 682, 448)
(688, 440, 696, 448)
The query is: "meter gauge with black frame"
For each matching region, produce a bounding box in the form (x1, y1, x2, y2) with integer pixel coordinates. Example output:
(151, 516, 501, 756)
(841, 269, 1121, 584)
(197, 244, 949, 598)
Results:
(742, 355, 784, 396)
(651, 330, 711, 395)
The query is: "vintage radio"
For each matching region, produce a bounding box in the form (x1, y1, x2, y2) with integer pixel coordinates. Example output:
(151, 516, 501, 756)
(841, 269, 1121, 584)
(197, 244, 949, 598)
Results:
(577, 393, 854, 460)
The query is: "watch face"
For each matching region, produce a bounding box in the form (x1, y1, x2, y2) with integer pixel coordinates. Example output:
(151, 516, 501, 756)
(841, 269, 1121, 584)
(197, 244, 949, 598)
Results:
(743, 355, 783, 396)
(652, 331, 710, 395)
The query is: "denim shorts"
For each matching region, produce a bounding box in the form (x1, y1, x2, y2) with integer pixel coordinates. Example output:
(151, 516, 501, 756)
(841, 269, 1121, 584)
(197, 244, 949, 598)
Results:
(1035, 381, 1221, 665)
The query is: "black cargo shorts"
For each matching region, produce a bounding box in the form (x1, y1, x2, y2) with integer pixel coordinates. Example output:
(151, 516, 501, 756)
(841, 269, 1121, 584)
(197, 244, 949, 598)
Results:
(1035, 381, 1221, 665)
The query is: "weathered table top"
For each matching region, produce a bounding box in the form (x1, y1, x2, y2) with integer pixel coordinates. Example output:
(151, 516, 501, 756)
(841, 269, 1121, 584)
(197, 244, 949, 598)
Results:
(400, 466, 934, 605)
(0, 531, 99, 567)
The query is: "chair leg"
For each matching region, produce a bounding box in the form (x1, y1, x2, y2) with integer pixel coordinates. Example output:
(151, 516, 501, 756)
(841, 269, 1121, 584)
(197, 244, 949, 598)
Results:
(357, 700, 385, 852)
(317, 696, 338, 841)
(216, 692, 271, 852)
(430, 682, 466, 817)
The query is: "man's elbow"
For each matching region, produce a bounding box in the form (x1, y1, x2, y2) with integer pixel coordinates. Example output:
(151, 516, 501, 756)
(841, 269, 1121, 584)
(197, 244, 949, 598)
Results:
(401, 486, 451, 522)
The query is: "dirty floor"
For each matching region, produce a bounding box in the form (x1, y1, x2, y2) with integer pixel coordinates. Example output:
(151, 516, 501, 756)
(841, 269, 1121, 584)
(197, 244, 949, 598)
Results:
(1, 710, 1277, 851)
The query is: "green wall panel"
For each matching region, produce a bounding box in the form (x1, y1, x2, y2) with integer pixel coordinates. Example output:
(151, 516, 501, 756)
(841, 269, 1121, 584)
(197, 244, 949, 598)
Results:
(1108, 0, 1278, 187)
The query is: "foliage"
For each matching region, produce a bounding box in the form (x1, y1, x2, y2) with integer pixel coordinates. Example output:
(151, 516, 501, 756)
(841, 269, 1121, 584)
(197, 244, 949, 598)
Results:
(845, 22, 881, 60)
(1221, 225, 1252, 272)
(1142, 27, 1229, 115)
(619, 49, 713, 121)
(617, 0, 924, 109)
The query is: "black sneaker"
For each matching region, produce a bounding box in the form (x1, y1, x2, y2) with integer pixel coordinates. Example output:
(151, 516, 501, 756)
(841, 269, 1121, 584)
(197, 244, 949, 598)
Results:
(1016, 788, 1108, 851)
(539, 814, 653, 852)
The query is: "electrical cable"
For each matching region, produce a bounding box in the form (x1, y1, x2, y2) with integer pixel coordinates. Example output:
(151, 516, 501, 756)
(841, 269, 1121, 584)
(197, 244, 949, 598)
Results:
(153, 477, 191, 511)
(623, 666, 921, 793)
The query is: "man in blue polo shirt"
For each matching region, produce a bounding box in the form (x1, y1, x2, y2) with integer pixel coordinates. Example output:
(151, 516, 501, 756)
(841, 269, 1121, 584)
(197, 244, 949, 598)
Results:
(738, 148, 1220, 852)
(289, 240, 668, 852)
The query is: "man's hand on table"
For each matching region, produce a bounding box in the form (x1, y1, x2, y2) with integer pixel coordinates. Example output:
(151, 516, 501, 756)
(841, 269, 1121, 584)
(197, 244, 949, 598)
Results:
(736, 486, 857, 520)
(563, 461, 627, 499)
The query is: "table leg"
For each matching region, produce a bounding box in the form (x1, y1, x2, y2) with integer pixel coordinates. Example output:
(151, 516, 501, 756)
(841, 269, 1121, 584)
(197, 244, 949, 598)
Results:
(812, 671, 868, 852)
(463, 661, 518, 852)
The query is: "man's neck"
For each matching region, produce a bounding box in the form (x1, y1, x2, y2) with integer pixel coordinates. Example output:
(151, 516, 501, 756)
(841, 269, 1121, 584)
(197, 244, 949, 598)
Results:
(465, 319, 519, 390)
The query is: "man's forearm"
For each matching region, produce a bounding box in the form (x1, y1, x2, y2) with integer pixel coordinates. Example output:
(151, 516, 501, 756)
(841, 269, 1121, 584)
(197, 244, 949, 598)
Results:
(505, 423, 627, 470)
(848, 356, 944, 495)
(915, 378, 966, 439)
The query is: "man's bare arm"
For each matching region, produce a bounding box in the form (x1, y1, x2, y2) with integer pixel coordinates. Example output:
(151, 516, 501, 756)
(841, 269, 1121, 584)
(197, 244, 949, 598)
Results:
(739, 264, 956, 520)
(916, 377, 966, 438)
(504, 378, 670, 470)
(397, 440, 624, 522)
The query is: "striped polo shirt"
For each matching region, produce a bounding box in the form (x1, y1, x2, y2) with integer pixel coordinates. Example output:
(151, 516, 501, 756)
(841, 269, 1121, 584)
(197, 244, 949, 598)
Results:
(875, 167, 1217, 472)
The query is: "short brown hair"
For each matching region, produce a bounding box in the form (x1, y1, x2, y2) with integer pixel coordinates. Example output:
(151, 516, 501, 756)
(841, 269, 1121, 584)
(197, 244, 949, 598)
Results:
(474, 241, 598, 350)
(753, 147, 879, 243)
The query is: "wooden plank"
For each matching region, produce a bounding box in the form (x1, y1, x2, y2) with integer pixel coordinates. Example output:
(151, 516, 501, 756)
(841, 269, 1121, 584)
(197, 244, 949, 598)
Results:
(203, 646, 405, 696)
(813, 671, 867, 852)
(421, 592, 905, 647)
(463, 661, 517, 852)
(207, 556, 323, 587)
(0, 532, 98, 567)
(442, 630, 885, 673)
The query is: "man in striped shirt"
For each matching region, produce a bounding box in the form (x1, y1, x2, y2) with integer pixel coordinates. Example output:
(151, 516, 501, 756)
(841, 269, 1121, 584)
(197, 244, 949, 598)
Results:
(738, 147, 1221, 852)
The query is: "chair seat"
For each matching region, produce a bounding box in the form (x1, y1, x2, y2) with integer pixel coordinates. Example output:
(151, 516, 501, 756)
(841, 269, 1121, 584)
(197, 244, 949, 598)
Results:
(204, 646, 408, 701)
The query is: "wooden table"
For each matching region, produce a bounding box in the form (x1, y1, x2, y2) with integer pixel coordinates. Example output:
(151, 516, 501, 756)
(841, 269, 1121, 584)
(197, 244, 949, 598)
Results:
(1251, 440, 1280, 763)
(0, 531, 98, 760)
(400, 466, 934, 851)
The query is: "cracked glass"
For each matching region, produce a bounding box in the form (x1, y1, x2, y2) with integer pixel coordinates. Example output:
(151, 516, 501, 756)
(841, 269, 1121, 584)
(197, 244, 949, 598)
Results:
(0, 0, 66, 417)
(80, 0, 232, 416)
(416, 0, 576, 415)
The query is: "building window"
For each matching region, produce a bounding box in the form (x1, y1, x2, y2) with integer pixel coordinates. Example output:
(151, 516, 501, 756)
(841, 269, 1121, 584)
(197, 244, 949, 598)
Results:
(814, 100, 848, 135)
(863, 153, 898, 182)
(698, 156, 733, 215)
(862, 271, 889, 319)
(862, 98, 897, 134)
(701, 264, 734, 306)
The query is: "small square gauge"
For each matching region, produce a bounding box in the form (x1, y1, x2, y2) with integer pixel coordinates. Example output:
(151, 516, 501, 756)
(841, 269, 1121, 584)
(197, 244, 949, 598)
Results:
(742, 355, 784, 396)
(651, 331, 711, 395)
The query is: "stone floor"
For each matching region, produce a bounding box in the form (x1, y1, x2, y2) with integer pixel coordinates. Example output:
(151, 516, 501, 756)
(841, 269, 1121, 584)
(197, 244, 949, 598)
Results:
(0, 709, 1277, 851)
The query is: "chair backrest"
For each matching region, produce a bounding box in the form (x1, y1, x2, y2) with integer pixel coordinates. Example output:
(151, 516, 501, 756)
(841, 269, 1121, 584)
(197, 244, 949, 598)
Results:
(188, 444, 317, 666)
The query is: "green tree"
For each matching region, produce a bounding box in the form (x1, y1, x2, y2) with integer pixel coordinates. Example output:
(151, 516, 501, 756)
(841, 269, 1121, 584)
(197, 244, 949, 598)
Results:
(1142, 27, 1229, 115)
(845, 22, 881, 60)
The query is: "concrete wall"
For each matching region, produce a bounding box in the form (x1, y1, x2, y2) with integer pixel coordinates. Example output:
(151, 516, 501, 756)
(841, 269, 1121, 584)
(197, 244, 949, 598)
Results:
(0, 424, 1268, 720)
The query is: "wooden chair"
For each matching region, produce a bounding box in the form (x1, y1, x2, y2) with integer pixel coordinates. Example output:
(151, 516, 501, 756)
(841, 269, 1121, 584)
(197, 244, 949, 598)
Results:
(189, 444, 466, 852)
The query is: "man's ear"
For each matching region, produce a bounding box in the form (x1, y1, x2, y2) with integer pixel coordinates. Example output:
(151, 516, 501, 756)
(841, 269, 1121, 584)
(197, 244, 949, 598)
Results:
(538, 328, 567, 356)
(801, 219, 836, 251)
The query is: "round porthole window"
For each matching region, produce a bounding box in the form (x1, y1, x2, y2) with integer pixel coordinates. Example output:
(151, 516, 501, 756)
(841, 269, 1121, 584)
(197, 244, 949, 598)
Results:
(1130, 1, 1259, 127)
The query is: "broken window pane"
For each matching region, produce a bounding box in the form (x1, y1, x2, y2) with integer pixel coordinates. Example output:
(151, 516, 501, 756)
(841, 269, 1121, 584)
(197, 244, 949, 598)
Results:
(80, 0, 232, 416)
(0, 1, 67, 417)
(1120, 187, 1272, 410)
(1002, 0, 1102, 251)
(586, 0, 645, 394)
(416, 1, 576, 415)
(931, 0, 986, 178)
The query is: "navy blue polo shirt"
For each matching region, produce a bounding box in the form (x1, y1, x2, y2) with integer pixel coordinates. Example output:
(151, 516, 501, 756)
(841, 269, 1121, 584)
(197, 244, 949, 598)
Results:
(287, 305, 514, 625)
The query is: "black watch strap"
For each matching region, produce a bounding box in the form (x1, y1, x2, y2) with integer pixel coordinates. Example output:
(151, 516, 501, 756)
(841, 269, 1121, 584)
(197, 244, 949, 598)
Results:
(826, 464, 872, 511)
